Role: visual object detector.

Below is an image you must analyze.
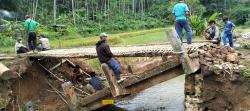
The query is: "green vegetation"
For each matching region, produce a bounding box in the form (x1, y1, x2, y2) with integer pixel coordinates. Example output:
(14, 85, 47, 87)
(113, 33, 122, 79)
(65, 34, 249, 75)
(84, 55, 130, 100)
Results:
(1, 0, 250, 54)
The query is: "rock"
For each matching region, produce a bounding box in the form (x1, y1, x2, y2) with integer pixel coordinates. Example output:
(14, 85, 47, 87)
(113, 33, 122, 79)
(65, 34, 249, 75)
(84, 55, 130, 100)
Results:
(226, 53, 238, 62)
(213, 61, 219, 64)
(189, 52, 199, 58)
(205, 57, 213, 62)
(205, 52, 213, 58)
(228, 47, 235, 53)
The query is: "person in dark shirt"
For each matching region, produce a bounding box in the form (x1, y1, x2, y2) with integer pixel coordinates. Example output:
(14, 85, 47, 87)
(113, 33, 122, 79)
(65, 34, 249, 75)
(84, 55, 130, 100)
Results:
(88, 72, 103, 91)
(71, 64, 84, 85)
(96, 33, 121, 80)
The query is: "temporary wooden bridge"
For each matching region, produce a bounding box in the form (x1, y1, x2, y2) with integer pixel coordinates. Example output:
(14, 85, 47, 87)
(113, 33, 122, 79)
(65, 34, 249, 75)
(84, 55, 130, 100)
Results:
(27, 43, 204, 58)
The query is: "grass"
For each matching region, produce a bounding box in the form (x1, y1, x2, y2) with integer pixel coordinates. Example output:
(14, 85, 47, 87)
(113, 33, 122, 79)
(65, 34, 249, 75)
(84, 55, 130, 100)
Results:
(0, 27, 206, 54)
(48, 28, 167, 49)
(0, 47, 15, 54)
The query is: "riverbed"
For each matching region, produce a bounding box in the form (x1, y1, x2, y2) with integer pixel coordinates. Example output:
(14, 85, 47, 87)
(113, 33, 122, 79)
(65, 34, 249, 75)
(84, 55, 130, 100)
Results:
(116, 75, 185, 111)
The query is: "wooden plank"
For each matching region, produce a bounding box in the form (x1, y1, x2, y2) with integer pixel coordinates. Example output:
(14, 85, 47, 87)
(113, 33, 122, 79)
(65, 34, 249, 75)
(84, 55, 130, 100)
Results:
(166, 29, 200, 74)
(101, 64, 130, 97)
(119, 59, 181, 88)
(79, 87, 111, 106)
(49, 59, 67, 71)
(25, 43, 205, 58)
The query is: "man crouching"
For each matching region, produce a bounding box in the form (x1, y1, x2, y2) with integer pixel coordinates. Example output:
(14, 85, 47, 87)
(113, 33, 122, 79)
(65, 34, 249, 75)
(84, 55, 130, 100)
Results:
(204, 20, 221, 44)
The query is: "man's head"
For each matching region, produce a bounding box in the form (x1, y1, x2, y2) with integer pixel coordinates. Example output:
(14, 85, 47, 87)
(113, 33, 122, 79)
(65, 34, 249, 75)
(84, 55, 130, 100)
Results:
(39, 34, 46, 39)
(222, 16, 228, 22)
(25, 15, 30, 20)
(208, 20, 216, 28)
(89, 72, 96, 77)
(99, 32, 108, 41)
(17, 38, 22, 43)
(75, 64, 81, 69)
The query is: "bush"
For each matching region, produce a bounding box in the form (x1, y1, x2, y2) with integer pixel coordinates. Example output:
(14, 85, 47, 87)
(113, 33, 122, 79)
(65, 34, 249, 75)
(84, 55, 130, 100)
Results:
(0, 36, 15, 47)
(190, 16, 206, 36)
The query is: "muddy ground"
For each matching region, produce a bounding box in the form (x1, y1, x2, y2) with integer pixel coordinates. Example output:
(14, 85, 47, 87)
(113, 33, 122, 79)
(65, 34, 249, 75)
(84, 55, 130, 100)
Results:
(0, 57, 100, 111)
(0, 56, 166, 111)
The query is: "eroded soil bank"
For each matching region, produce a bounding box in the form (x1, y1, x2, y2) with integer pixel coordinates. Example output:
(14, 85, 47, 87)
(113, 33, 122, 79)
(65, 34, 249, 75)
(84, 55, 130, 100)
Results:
(0, 56, 167, 111)
(185, 44, 250, 111)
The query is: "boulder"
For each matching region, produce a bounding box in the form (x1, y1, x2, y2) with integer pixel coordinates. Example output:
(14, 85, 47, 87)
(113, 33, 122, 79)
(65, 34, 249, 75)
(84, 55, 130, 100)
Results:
(226, 53, 238, 62)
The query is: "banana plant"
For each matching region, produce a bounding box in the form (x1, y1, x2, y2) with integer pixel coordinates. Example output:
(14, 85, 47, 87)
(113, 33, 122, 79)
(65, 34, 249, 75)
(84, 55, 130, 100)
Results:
(189, 16, 206, 36)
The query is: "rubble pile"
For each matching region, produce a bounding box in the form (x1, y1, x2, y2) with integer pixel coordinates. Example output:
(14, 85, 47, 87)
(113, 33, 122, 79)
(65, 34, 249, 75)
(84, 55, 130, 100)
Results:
(237, 32, 250, 48)
(185, 44, 250, 111)
(188, 44, 242, 65)
(241, 32, 250, 39)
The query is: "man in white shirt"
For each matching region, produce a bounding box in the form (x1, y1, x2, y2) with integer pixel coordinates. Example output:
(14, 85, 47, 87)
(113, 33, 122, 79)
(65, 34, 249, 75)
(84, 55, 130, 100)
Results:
(37, 35, 50, 51)
(15, 38, 29, 54)
(204, 20, 220, 44)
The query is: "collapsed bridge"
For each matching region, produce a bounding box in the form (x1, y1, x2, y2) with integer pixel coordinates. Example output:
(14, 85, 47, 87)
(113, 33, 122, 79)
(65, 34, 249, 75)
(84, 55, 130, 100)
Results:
(0, 29, 215, 111)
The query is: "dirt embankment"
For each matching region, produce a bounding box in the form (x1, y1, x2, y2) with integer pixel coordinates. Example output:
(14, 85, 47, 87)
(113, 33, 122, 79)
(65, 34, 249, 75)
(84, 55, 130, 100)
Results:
(185, 44, 250, 111)
(0, 57, 96, 111)
(0, 56, 166, 111)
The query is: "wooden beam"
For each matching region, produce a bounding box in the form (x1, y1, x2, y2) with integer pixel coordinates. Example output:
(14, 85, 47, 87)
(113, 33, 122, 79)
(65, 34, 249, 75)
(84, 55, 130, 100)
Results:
(119, 59, 181, 88)
(166, 29, 200, 74)
(79, 87, 111, 106)
(101, 63, 130, 97)
(49, 59, 67, 71)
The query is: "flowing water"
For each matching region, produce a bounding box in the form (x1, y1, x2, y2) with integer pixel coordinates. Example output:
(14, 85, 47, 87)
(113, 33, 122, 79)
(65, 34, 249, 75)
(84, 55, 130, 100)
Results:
(115, 75, 185, 111)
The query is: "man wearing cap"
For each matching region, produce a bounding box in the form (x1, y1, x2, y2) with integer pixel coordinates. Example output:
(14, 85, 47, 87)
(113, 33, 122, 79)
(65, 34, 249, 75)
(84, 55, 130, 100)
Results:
(24, 15, 38, 51)
(172, 0, 192, 44)
(15, 38, 29, 54)
(96, 33, 121, 81)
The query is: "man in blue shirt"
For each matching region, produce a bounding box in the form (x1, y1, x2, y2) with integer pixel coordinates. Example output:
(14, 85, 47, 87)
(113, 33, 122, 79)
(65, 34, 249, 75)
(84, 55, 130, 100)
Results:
(222, 16, 235, 47)
(172, 0, 192, 44)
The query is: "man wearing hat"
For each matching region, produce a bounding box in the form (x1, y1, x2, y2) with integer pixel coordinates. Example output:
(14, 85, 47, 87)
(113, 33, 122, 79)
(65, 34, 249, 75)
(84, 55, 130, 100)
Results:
(96, 33, 121, 81)
(15, 38, 29, 54)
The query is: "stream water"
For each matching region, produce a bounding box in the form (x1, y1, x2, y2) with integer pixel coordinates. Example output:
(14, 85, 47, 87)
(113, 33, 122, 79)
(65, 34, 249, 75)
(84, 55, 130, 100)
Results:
(115, 75, 185, 111)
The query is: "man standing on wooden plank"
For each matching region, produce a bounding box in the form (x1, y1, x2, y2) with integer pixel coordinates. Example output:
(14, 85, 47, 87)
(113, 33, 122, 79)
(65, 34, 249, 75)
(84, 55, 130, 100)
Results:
(24, 15, 38, 52)
(172, 0, 192, 44)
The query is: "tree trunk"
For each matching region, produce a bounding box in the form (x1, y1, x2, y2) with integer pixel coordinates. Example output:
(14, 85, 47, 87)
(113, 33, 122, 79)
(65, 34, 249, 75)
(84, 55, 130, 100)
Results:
(34, 0, 38, 20)
(133, 0, 135, 13)
(72, 0, 76, 25)
(53, 0, 56, 25)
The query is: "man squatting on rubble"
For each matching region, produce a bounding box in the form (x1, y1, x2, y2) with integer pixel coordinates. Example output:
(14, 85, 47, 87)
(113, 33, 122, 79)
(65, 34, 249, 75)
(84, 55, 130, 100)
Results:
(96, 33, 122, 81)
(204, 20, 220, 44)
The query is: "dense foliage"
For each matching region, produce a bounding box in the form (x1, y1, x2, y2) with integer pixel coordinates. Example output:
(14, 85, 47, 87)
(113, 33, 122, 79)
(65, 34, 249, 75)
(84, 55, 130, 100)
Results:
(0, 0, 250, 48)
